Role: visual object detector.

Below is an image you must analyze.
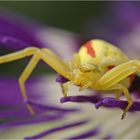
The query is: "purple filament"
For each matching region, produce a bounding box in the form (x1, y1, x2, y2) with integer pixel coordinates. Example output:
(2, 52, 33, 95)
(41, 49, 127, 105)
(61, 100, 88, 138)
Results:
(67, 127, 100, 140)
(24, 120, 88, 139)
(56, 75, 68, 83)
(60, 95, 101, 104)
(61, 95, 140, 112)
(95, 97, 140, 111)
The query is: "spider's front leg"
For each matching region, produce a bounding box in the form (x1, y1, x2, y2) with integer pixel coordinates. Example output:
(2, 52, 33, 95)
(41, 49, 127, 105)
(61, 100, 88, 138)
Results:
(0, 47, 70, 115)
(96, 60, 140, 88)
(0, 47, 40, 114)
(94, 60, 140, 119)
(102, 84, 132, 119)
(19, 48, 71, 114)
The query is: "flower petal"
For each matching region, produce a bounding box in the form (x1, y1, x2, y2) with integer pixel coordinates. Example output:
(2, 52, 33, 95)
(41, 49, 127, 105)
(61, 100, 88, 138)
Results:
(24, 120, 88, 139)
(67, 127, 100, 139)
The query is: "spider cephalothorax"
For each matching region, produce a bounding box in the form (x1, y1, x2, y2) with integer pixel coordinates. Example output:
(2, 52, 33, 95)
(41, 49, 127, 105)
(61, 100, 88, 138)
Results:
(0, 39, 138, 119)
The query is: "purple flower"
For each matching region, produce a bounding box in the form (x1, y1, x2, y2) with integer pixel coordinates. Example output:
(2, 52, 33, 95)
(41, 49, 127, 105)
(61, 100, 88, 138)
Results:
(0, 10, 43, 50)
(0, 76, 102, 139)
(1, 4, 140, 139)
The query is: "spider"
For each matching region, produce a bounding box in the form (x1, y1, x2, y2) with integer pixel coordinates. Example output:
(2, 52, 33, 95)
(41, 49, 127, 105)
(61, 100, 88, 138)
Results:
(0, 39, 139, 119)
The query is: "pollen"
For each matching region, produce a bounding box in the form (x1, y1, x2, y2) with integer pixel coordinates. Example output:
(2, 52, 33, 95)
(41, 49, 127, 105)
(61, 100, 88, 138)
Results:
(84, 41, 96, 57)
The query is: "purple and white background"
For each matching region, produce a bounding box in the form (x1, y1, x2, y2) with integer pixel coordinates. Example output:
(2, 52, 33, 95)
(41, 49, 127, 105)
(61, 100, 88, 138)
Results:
(0, 1, 140, 139)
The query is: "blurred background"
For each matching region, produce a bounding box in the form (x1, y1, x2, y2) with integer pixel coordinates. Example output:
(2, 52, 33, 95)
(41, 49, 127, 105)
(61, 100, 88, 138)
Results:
(0, 1, 106, 34)
(0, 1, 108, 76)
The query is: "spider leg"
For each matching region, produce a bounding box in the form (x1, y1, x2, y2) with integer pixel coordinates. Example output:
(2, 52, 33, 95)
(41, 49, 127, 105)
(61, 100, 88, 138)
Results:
(60, 84, 67, 97)
(57, 53, 80, 97)
(72, 53, 81, 68)
(93, 60, 140, 119)
(78, 64, 97, 72)
(77, 63, 100, 91)
(41, 48, 70, 79)
(19, 48, 71, 114)
(42, 49, 81, 97)
(0, 47, 71, 115)
(115, 90, 122, 99)
(19, 50, 41, 115)
(79, 81, 93, 91)
(60, 81, 72, 96)
(102, 84, 133, 119)
(0, 47, 39, 63)
(0, 47, 40, 114)
(95, 60, 139, 89)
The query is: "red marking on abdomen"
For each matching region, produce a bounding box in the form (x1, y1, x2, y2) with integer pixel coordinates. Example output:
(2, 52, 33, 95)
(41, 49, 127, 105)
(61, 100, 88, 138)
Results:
(128, 74, 135, 84)
(107, 65, 115, 70)
(84, 41, 96, 57)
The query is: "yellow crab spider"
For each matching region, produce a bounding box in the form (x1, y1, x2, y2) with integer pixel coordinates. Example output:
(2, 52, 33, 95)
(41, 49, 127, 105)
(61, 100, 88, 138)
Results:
(0, 39, 139, 119)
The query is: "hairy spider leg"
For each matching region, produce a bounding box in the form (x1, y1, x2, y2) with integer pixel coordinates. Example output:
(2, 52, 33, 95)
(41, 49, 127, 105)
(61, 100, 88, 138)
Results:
(0, 47, 70, 115)
(94, 60, 140, 119)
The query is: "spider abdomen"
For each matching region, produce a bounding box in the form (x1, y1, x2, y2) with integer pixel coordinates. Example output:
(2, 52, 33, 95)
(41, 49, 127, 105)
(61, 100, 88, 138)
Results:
(79, 39, 129, 68)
